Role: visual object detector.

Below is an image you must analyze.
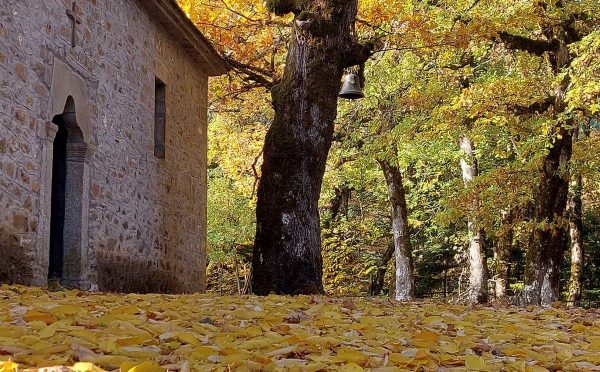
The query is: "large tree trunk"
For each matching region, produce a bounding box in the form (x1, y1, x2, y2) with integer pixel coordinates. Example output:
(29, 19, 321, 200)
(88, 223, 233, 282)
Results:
(495, 210, 513, 300)
(252, 0, 372, 295)
(495, 3, 588, 306)
(378, 160, 415, 301)
(523, 43, 573, 307)
(459, 136, 489, 304)
(523, 131, 572, 306)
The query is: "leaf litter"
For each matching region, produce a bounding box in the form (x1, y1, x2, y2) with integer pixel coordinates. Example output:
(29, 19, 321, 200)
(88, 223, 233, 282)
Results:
(0, 285, 599, 371)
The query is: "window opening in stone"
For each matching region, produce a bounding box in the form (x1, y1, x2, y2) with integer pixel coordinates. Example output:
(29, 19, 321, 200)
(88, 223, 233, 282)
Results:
(154, 78, 166, 159)
(49, 116, 68, 281)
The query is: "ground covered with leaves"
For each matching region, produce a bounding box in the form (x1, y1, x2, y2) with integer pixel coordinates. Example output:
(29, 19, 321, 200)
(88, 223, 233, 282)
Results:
(0, 286, 599, 371)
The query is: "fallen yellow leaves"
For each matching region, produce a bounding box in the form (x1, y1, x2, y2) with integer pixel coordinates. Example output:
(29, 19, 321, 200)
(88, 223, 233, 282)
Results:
(0, 285, 599, 371)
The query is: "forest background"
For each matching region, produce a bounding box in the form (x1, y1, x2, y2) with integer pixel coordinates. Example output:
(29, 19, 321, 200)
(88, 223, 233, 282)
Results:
(178, 0, 600, 303)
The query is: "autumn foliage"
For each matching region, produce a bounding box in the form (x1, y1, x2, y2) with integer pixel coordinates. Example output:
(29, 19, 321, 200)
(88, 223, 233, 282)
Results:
(179, 0, 600, 303)
(1, 286, 600, 371)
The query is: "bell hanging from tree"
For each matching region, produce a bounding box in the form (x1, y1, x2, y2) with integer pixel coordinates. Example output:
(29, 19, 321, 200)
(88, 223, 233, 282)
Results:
(339, 73, 364, 100)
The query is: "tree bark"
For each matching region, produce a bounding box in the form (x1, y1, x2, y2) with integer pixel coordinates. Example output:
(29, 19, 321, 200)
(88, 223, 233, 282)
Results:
(369, 241, 395, 296)
(378, 160, 415, 301)
(523, 45, 573, 307)
(331, 186, 352, 221)
(459, 136, 489, 304)
(567, 174, 583, 304)
(567, 127, 584, 305)
(524, 128, 572, 306)
(252, 0, 372, 295)
(495, 210, 513, 300)
(497, 8, 584, 306)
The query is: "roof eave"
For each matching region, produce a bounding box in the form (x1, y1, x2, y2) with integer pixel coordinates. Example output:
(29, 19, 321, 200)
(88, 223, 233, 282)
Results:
(144, 0, 230, 76)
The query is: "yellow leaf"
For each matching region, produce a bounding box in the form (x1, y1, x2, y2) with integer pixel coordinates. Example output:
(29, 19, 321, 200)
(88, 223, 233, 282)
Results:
(0, 361, 18, 372)
(191, 346, 218, 359)
(338, 363, 364, 372)
(29, 340, 54, 351)
(115, 336, 147, 347)
(525, 366, 550, 372)
(27, 321, 47, 332)
(388, 353, 412, 365)
(0, 326, 23, 339)
(38, 323, 59, 339)
(72, 362, 108, 372)
(412, 330, 439, 342)
(571, 323, 586, 332)
(126, 361, 164, 372)
(440, 342, 459, 354)
(176, 332, 202, 346)
(70, 330, 100, 345)
(110, 305, 140, 315)
(334, 350, 368, 365)
(422, 316, 444, 324)
(464, 355, 487, 371)
(23, 310, 56, 325)
(99, 339, 117, 353)
(120, 362, 138, 371)
(49, 304, 87, 316)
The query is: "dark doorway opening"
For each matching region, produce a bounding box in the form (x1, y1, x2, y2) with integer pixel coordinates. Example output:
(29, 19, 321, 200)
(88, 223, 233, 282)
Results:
(49, 115, 68, 281)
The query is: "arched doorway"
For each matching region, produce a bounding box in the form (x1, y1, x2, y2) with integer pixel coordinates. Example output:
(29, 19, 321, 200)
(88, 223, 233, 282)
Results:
(48, 116, 68, 280)
(48, 97, 89, 288)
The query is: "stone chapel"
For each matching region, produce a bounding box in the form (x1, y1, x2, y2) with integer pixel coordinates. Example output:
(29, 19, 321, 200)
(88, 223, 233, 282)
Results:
(0, 0, 228, 292)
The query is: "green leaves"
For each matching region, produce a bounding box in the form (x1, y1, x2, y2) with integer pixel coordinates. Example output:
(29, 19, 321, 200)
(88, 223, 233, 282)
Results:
(567, 31, 600, 115)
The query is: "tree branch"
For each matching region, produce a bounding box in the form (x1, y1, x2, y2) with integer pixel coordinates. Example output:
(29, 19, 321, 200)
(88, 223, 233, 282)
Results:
(266, 0, 301, 16)
(343, 42, 376, 68)
(224, 57, 275, 89)
(497, 32, 559, 56)
(512, 96, 555, 116)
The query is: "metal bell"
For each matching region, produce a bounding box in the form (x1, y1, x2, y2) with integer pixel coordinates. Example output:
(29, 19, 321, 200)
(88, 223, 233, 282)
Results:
(339, 73, 364, 100)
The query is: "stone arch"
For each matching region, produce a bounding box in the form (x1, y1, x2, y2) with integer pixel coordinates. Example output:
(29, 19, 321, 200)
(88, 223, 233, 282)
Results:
(42, 95, 92, 289)
(49, 59, 90, 142)
(36, 60, 92, 288)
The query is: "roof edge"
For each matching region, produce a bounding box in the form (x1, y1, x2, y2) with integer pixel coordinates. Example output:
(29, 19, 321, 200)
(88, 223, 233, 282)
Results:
(144, 0, 230, 76)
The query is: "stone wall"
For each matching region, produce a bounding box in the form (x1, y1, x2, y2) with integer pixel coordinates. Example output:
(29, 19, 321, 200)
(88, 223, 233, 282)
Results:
(0, 0, 208, 292)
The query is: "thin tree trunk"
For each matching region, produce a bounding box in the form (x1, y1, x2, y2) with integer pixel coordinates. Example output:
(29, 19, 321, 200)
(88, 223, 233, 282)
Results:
(219, 264, 223, 296)
(378, 160, 414, 301)
(324, 185, 352, 229)
(252, 0, 373, 295)
(459, 136, 489, 304)
(369, 242, 395, 296)
(567, 174, 583, 304)
(495, 210, 513, 300)
(567, 126, 584, 305)
(234, 255, 241, 296)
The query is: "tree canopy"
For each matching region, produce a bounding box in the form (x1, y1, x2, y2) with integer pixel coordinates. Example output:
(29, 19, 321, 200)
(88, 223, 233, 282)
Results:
(180, 0, 600, 304)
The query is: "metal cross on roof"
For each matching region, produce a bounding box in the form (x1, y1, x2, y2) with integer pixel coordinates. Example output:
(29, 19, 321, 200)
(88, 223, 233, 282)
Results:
(66, 1, 82, 48)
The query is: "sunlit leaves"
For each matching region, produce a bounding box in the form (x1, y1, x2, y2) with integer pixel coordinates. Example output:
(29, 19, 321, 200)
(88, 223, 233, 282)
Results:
(1, 286, 600, 371)
(567, 31, 600, 115)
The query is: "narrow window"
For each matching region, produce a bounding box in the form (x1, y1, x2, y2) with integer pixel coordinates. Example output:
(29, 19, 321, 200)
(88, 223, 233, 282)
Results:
(154, 78, 166, 159)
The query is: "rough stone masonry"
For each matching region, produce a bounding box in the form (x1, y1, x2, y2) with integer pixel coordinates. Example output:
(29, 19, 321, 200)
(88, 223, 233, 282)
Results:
(0, 0, 227, 292)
